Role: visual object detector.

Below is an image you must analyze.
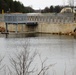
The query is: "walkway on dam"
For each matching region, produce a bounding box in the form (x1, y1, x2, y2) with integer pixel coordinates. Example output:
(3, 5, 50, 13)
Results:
(0, 13, 75, 34)
(0, 14, 39, 33)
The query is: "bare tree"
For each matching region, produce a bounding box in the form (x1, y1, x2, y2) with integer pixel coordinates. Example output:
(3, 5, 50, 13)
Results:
(68, 0, 74, 6)
(0, 55, 5, 75)
(9, 41, 37, 75)
(0, 55, 4, 70)
(9, 42, 56, 75)
(37, 54, 56, 75)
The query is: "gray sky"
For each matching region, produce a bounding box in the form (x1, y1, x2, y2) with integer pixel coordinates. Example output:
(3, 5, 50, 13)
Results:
(16, 0, 69, 9)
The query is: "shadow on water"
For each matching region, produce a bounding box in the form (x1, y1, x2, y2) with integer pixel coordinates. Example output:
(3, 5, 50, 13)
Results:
(73, 35, 76, 39)
(25, 33, 38, 37)
(5, 33, 38, 38)
(0, 33, 76, 39)
(5, 34, 8, 38)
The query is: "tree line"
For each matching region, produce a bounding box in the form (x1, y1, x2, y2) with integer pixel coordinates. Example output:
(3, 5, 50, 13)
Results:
(42, 5, 76, 13)
(0, 0, 75, 13)
(0, 0, 34, 13)
(41, 6, 63, 13)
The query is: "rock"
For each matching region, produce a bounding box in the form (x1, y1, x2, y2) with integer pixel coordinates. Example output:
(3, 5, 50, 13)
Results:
(0, 27, 5, 32)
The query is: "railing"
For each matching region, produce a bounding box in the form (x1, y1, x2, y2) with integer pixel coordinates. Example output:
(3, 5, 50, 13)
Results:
(0, 14, 4, 22)
(0, 13, 74, 24)
(4, 14, 28, 23)
(27, 13, 74, 24)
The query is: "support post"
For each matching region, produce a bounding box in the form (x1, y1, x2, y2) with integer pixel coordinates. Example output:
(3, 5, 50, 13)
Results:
(15, 24, 18, 33)
(6, 23, 8, 32)
(5, 23, 8, 38)
(25, 24, 26, 32)
(22, 24, 24, 32)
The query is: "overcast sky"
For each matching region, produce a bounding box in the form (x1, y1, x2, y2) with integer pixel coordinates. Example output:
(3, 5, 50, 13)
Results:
(16, 0, 70, 9)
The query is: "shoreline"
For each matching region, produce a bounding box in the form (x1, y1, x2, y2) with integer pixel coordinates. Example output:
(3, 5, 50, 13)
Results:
(0, 31, 75, 36)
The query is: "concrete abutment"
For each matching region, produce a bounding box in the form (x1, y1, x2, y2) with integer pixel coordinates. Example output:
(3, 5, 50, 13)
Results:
(0, 22, 76, 35)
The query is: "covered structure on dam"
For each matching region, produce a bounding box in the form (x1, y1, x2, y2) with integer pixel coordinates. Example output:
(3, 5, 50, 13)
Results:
(4, 14, 38, 33)
(0, 8, 76, 35)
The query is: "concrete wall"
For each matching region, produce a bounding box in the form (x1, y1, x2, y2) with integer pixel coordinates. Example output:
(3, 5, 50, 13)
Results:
(36, 23, 76, 34)
(0, 13, 75, 35)
(0, 22, 76, 35)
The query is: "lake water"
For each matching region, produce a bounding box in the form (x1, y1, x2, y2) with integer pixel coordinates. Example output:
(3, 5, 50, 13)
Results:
(0, 34, 76, 75)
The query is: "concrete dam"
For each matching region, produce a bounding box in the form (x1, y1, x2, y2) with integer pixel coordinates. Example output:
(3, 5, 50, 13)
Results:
(0, 12, 76, 35)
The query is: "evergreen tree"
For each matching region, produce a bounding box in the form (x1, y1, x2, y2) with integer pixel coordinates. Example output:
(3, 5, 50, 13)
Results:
(54, 6, 61, 13)
(50, 6, 54, 13)
(0, 0, 34, 13)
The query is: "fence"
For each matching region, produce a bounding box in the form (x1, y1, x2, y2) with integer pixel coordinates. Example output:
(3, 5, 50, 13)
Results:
(0, 13, 74, 24)
(0, 14, 4, 22)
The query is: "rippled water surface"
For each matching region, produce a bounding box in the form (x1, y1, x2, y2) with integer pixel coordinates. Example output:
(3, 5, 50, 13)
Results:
(0, 34, 76, 75)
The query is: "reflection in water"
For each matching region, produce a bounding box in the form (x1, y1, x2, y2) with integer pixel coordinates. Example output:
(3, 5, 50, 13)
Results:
(5, 33, 38, 38)
(0, 34, 76, 75)
(73, 35, 76, 39)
